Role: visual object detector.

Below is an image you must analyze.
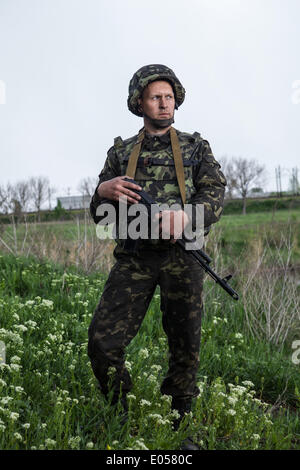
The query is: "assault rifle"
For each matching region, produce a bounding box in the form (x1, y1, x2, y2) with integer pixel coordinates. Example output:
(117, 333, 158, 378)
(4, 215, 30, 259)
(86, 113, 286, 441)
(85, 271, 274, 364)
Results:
(124, 177, 239, 301)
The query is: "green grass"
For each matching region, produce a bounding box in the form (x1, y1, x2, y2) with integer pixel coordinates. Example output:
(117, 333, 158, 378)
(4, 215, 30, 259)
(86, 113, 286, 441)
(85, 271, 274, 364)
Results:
(0, 254, 299, 450)
(219, 208, 300, 228)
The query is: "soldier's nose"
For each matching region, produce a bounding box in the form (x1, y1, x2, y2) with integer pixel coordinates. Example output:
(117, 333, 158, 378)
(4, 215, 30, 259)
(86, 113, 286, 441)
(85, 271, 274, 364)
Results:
(160, 97, 167, 107)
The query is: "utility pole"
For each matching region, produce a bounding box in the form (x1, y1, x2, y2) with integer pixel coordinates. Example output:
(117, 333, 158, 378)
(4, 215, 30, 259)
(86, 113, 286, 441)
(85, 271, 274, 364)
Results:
(292, 167, 299, 195)
(275, 166, 282, 197)
(48, 187, 51, 210)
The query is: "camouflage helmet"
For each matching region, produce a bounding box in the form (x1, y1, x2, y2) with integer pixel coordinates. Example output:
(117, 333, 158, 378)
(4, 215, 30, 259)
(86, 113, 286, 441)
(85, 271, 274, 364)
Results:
(127, 64, 186, 117)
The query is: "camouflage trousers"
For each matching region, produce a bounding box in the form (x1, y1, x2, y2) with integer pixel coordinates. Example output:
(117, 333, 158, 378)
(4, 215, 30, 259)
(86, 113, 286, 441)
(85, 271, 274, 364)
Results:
(87, 242, 204, 402)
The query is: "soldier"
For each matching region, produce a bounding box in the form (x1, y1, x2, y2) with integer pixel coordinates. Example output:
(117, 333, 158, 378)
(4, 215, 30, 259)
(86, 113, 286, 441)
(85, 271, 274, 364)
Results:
(88, 64, 226, 450)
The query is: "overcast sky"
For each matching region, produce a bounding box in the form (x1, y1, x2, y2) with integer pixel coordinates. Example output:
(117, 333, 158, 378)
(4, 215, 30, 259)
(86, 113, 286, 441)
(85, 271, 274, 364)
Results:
(0, 0, 299, 202)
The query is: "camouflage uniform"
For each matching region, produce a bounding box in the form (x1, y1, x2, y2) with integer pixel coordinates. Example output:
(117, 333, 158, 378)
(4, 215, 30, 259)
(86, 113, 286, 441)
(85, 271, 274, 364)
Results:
(88, 65, 226, 406)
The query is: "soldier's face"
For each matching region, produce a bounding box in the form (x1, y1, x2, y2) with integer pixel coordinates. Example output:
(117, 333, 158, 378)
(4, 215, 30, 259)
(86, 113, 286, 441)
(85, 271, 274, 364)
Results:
(139, 81, 175, 121)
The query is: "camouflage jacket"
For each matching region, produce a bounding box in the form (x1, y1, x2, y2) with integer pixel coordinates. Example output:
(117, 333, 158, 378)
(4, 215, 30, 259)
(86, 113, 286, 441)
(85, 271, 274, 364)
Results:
(90, 127, 226, 249)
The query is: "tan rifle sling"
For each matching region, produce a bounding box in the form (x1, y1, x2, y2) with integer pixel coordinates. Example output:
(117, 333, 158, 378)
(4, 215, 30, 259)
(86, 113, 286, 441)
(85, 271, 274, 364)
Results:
(125, 126, 186, 205)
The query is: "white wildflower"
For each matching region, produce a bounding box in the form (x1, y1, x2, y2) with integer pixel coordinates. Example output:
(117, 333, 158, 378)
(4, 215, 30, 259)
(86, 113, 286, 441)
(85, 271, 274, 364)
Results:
(86, 441, 94, 449)
(227, 409, 236, 416)
(127, 394, 136, 400)
(1, 396, 13, 405)
(13, 325, 27, 333)
(147, 374, 157, 383)
(161, 394, 172, 403)
(48, 334, 57, 342)
(264, 418, 273, 426)
(139, 348, 149, 359)
(242, 380, 255, 388)
(14, 432, 23, 441)
(11, 356, 21, 363)
(41, 299, 54, 309)
(107, 366, 116, 376)
(230, 385, 247, 396)
(45, 438, 56, 447)
(151, 364, 162, 373)
(157, 418, 170, 425)
(140, 399, 151, 407)
(68, 436, 81, 449)
(228, 396, 238, 405)
(25, 320, 37, 328)
(169, 409, 180, 419)
(235, 333, 243, 339)
(135, 439, 149, 450)
(148, 413, 163, 420)
(22, 423, 30, 429)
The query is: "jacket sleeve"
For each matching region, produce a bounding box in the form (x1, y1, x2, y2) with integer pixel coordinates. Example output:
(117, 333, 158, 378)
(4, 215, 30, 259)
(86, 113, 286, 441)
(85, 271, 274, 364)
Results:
(90, 146, 121, 224)
(189, 139, 227, 232)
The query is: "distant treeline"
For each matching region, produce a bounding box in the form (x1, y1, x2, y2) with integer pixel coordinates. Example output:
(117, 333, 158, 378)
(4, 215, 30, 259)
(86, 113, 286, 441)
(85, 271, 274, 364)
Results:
(0, 195, 299, 224)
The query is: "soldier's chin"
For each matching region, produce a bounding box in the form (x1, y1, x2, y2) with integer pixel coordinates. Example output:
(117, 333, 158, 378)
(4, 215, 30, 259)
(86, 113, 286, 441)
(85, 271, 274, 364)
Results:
(154, 117, 174, 128)
(144, 114, 174, 129)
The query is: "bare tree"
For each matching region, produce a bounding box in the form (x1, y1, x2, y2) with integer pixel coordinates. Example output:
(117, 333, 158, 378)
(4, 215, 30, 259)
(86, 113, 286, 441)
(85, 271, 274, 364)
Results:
(47, 185, 57, 210)
(218, 156, 237, 200)
(29, 176, 50, 221)
(0, 182, 14, 214)
(0, 184, 8, 213)
(11, 198, 22, 224)
(77, 177, 98, 198)
(229, 157, 265, 214)
(12, 180, 31, 213)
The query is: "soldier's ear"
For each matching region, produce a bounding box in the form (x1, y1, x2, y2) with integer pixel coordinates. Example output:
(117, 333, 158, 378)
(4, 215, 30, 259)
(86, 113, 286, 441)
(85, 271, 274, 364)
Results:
(138, 98, 143, 113)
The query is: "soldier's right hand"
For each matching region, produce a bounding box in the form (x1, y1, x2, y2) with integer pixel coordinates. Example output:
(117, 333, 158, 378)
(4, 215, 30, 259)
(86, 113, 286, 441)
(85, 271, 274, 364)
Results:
(97, 176, 142, 204)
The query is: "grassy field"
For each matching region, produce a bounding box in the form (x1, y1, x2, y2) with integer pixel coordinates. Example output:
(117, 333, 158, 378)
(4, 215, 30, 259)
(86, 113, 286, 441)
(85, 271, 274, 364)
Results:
(0, 208, 299, 450)
(1, 207, 300, 270)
